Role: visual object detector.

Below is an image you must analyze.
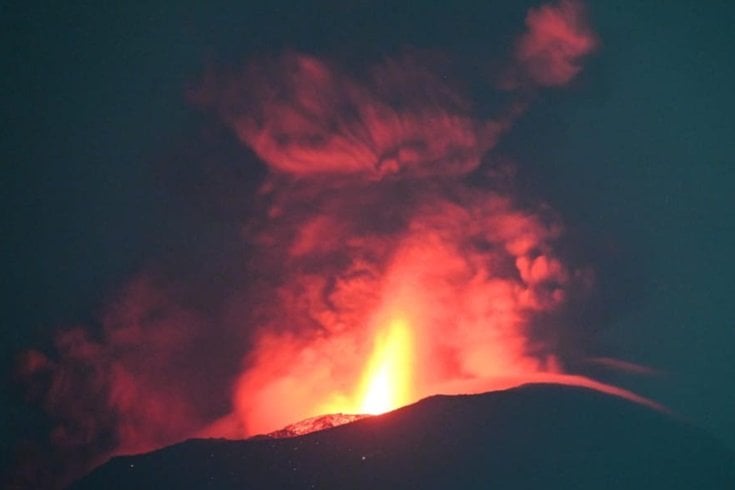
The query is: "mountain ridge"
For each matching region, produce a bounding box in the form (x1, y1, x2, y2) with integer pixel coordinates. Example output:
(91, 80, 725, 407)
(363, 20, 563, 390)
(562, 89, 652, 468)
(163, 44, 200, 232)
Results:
(71, 383, 735, 489)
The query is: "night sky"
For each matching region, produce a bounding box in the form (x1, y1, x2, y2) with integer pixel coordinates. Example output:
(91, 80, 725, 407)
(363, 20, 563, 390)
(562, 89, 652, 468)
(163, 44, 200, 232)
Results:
(3, 0, 734, 484)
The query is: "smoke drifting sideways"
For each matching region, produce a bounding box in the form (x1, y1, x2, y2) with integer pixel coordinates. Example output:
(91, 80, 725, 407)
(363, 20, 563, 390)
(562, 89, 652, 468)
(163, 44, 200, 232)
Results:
(16, 1, 599, 486)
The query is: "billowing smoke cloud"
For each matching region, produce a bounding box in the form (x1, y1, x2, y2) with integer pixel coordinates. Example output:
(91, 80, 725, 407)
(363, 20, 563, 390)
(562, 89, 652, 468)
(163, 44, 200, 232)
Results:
(17, 2, 601, 487)
(196, 52, 514, 179)
(21, 277, 220, 454)
(227, 181, 592, 434)
(508, 0, 597, 87)
(17, 274, 247, 486)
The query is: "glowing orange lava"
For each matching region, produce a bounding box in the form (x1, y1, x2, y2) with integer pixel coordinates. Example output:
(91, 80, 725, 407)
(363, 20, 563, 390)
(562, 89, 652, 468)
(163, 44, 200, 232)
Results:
(357, 317, 413, 414)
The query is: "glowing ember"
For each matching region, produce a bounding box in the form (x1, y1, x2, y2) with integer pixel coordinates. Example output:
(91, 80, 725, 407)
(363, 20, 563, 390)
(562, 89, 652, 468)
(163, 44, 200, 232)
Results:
(358, 317, 413, 414)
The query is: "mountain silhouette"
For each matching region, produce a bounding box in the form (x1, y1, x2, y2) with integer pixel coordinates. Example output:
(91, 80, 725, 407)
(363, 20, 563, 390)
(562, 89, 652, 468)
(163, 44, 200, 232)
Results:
(70, 383, 734, 489)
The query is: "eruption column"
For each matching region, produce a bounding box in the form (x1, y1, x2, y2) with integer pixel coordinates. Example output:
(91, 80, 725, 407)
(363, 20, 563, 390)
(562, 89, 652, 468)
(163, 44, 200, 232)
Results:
(17, 3, 603, 485)
(358, 317, 413, 415)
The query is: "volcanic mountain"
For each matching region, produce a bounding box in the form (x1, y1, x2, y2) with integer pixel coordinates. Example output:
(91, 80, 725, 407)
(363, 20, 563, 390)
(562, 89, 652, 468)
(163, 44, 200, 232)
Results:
(70, 384, 734, 489)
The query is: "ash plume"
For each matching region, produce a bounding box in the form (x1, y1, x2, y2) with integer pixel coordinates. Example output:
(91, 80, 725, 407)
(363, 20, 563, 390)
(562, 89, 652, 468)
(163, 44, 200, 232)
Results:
(15, 2, 600, 488)
(509, 0, 597, 87)
(197, 51, 511, 179)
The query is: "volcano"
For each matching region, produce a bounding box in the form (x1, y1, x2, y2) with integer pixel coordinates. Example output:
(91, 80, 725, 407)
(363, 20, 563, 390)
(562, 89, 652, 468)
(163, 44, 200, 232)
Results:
(70, 384, 734, 489)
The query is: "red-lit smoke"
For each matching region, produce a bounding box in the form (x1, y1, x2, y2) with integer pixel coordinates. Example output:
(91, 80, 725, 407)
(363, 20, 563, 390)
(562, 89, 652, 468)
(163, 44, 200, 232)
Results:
(226, 183, 590, 434)
(18, 277, 237, 464)
(511, 0, 597, 87)
(18, 1, 604, 485)
(204, 52, 512, 178)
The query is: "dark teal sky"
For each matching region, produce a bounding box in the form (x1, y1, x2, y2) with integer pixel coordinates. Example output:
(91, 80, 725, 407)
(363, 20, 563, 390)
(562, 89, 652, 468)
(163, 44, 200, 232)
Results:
(514, 1, 735, 449)
(3, 0, 734, 477)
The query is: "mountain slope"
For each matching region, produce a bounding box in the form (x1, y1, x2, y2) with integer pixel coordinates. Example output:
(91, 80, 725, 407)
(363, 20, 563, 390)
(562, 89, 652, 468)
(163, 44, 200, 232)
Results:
(71, 384, 735, 489)
(262, 413, 370, 439)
